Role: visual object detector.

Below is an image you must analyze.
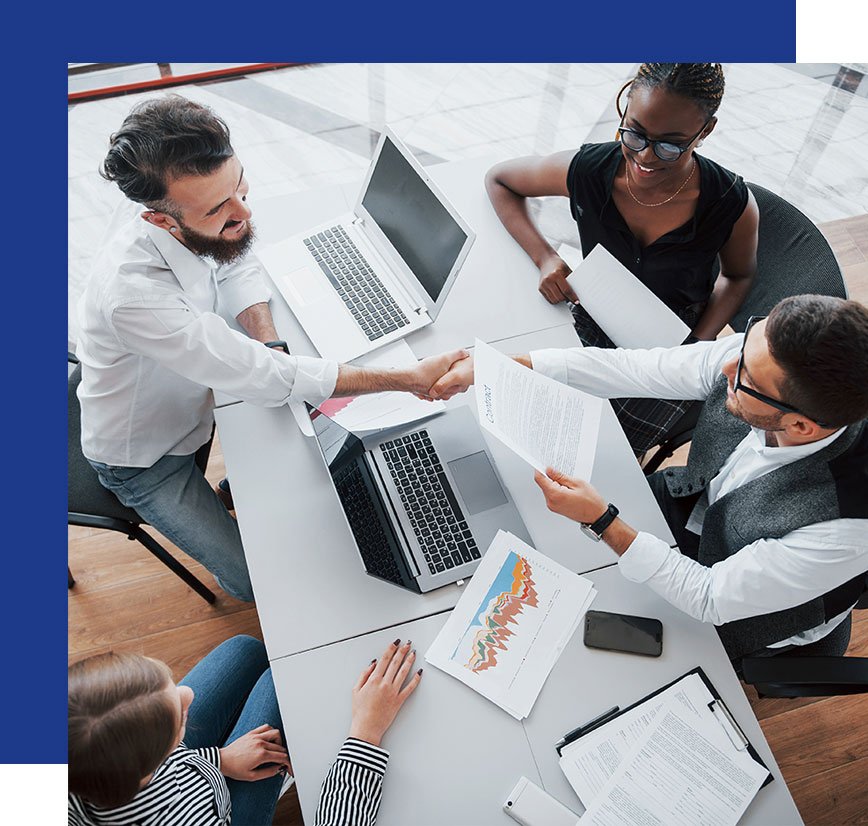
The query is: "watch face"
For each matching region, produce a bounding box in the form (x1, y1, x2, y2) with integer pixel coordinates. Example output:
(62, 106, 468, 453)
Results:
(580, 524, 602, 542)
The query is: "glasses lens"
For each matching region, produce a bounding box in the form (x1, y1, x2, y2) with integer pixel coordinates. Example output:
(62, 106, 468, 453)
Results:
(654, 142, 683, 161)
(620, 130, 646, 151)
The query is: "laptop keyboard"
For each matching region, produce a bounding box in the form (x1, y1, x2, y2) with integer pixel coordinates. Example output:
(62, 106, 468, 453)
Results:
(380, 430, 480, 576)
(304, 226, 410, 341)
(333, 462, 404, 586)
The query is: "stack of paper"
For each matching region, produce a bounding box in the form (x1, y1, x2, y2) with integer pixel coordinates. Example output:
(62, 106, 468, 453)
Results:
(425, 530, 596, 720)
(560, 673, 769, 825)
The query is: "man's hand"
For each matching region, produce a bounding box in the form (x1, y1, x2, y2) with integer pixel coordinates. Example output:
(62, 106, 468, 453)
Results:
(538, 255, 578, 305)
(533, 467, 608, 524)
(403, 349, 470, 398)
(429, 353, 475, 400)
(348, 639, 422, 747)
(219, 724, 292, 781)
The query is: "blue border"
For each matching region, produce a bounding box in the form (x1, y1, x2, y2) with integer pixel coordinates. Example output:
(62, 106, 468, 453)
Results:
(8, 0, 796, 768)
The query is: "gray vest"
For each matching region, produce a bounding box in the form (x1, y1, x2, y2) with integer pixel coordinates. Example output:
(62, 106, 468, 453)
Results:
(662, 375, 868, 658)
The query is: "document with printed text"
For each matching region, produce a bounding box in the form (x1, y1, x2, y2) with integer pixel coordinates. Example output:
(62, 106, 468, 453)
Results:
(473, 339, 602, 479)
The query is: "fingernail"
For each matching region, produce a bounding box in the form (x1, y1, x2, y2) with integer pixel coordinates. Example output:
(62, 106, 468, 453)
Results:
(393, 638, 401, 646)
(417, 668, 424, 675)
(370, 659, 376, 665)
(411, 649, 416, 656)
(405, 639, 412, 647)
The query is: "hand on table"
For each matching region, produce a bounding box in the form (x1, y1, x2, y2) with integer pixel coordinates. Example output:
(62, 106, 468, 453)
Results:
(348, 639, 422, 747)
(219, 724, 292, 781)
(533, 467, 608, 525)
(538, 255, 578, 305)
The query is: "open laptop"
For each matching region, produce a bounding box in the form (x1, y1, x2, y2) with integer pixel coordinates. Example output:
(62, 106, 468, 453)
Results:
(257, 128, 476, 363)
(309, 404, 531, 593)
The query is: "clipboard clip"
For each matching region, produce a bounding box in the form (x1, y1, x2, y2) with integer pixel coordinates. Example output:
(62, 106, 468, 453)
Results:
(555, 705, 620, 755)
(708, 699, 749, 751)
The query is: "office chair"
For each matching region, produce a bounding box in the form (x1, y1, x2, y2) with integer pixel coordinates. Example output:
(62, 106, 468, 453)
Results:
(642, 181, 849, 475)
(68, 354, 217, 604)
(741, 583, 868, 698)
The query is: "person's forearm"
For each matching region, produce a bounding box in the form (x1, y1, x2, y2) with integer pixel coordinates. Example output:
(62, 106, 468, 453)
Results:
(601, 518, 639, 556)
(691, 275, 753, 341)
(485, 173, 558, 269)
(334, 364, 419, 396)
(236, 301, 280, 343)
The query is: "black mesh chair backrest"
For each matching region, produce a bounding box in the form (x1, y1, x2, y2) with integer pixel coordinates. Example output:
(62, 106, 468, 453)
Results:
(68, 364, 144, 522)
(728, 183, 848, 332)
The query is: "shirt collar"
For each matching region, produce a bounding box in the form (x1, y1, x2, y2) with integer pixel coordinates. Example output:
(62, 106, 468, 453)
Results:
(747, 424, 847, 461)
(143, 218, 214, 290)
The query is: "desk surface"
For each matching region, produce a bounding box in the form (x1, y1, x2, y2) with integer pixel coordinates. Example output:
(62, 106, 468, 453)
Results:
(215, 325, 674, 659)
(274, 566, 802, 826)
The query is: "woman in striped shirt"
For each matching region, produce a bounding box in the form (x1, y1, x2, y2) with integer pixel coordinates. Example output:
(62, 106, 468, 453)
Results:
(69, 635, 421, 825)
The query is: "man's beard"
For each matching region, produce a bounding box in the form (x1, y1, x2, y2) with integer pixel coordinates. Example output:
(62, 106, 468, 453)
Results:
(725, 394, 784, 432)
(177, 219, 256, 265)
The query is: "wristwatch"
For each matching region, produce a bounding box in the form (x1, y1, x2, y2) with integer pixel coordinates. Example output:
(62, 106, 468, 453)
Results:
(580, 503, 619, 542)
(264, 340, 290, 354)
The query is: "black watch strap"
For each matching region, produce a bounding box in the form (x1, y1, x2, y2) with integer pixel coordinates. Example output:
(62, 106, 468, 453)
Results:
(587, 503, 619, 538)
(264, 340, 290, 354)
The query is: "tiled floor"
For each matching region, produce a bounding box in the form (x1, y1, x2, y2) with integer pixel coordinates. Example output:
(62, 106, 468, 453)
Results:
(67, 63, 868, 348)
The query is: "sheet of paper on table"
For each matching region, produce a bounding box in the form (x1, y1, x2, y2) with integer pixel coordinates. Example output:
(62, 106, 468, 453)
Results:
(425, 530, 596, 720)
(473, 339, 602, 479)
(306, 340, 445, 435)
(574, 678, 768, 826)
(565, 245, 691, 349)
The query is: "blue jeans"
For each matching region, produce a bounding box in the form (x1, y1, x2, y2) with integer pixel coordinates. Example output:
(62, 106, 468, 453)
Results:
(180, 635, 286, 826)
(89, 453, 254, 601)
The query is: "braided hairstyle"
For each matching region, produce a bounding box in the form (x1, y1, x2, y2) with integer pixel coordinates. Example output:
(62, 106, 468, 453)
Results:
(617, 63, 726, 119)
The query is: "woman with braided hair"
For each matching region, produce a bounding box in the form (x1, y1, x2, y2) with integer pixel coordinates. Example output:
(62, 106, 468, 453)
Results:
(487, 63, 759, 456)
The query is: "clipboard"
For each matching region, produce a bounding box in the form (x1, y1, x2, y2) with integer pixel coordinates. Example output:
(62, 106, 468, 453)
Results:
(557, 666, 773, 788)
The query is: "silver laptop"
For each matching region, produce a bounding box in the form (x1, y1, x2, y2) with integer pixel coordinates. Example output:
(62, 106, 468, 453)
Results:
(257, 128, 476, 363)
(309, 404, 531, 593)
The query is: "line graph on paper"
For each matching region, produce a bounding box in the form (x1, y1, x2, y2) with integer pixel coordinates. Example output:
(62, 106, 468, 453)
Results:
(449, 551, 559, 688)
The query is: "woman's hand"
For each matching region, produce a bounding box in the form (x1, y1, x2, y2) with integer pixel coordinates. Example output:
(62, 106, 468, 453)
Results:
(219, 724, 292, 781)
(538, 255, 578, 305)
(348, 640, 422, 747)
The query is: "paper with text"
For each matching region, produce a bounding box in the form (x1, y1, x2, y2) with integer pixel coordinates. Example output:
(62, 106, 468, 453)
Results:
(566, 245, 691, 349)
(578, 694, 768, 826)
(425, 531, 596, 719)
(474, 340, 602, 479)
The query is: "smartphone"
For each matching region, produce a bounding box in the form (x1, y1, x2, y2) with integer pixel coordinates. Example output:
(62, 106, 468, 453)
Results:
(583, 610, 663, 657)
(503, 777, 578, 826)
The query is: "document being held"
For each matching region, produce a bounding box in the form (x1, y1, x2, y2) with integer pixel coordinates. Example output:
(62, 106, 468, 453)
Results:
(474, 339, 602, 479)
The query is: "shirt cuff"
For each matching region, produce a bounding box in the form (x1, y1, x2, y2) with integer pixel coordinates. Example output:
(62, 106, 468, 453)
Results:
(220, 277, 274, 320)
(336, 738, 390, 775)
(193, 745, 222, 769)
(617, 531, 675, 583)
(529, 348, 569, 385)
(289, 356, 339, 406)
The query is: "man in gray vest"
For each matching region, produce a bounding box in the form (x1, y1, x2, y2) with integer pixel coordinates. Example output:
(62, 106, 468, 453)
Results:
(430, 295, 868, 660)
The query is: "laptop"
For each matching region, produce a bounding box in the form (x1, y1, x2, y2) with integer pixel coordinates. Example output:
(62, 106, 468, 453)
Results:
(257, 128, 476, 363)
(309, 404, 531, 593)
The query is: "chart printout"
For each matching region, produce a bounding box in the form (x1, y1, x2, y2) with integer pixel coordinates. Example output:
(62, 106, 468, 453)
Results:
(426, 530, 596, 719)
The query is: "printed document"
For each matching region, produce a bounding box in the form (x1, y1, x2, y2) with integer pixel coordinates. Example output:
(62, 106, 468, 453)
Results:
(425, 530, 596, 719)
(565, 245, 690, 349)
(577, 694, 768, 826)
(474, 339, 602, 479)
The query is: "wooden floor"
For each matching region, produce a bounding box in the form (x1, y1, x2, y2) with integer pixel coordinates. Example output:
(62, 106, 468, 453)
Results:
(69, 214, 868, 825)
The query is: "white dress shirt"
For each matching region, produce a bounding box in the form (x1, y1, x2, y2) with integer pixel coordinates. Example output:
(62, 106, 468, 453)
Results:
(77, 201, 338, 467)
(531, 337, 867, 648)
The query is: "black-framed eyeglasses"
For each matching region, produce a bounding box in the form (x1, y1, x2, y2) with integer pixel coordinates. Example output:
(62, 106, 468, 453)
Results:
(618, 115, 710, 162)
(735, 315, 830, 428)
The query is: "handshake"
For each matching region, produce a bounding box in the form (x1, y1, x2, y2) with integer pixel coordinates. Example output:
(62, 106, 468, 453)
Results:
(405, 349, 477, 402)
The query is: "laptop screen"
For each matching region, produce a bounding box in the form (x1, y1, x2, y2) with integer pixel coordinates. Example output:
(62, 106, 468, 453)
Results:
(361, 136, 469, 303)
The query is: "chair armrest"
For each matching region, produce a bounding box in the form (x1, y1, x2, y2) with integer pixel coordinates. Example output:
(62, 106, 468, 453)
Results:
(742, 656, 868, 697)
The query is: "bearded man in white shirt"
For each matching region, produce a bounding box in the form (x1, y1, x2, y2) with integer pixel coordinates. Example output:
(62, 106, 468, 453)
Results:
(430, 295, 868, 662)
(76, 96, 465, 603)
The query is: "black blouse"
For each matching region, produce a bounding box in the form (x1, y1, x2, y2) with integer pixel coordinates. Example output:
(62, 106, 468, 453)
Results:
(567, 142, 749, 323)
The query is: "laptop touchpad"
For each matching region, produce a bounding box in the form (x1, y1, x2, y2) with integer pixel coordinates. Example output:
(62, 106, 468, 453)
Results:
(447, 451, 508, 516)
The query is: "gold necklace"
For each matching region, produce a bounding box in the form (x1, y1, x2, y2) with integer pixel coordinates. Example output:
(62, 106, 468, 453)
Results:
(624, 157, 696, 208)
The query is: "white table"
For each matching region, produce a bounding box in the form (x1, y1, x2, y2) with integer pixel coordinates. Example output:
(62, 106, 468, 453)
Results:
(214, 155, 801, 825)
(274, 567, 801, 825)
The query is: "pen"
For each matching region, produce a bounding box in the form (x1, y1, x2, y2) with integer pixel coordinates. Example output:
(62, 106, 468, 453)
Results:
(555, 705, 620, 753)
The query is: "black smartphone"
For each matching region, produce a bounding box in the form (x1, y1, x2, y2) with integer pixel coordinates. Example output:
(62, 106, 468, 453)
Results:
(583, 610, 663, 657)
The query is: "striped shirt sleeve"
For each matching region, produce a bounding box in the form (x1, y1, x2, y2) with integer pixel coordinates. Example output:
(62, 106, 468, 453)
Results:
(314, 738, 390, 826)
(193, 745, 222, 769)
